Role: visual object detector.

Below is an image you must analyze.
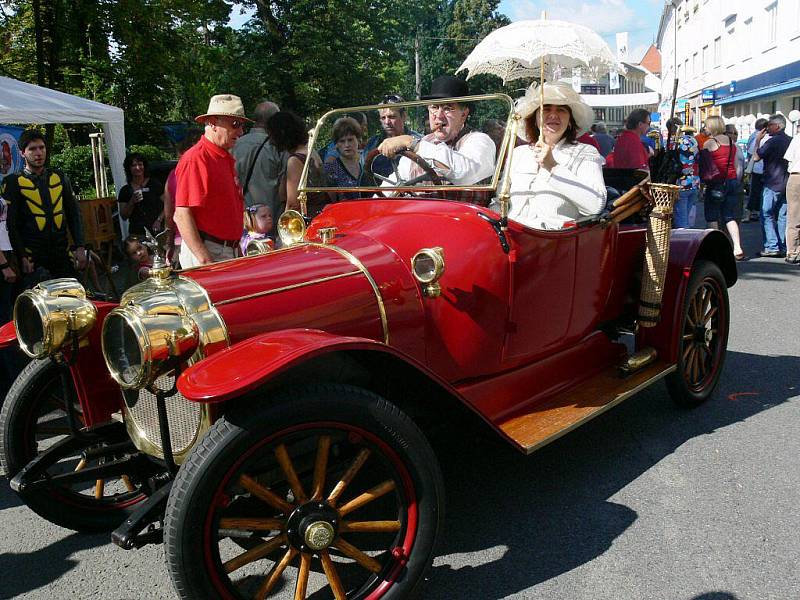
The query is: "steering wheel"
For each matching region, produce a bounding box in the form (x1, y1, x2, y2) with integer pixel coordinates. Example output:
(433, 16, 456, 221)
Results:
(364, 148, 444, 188)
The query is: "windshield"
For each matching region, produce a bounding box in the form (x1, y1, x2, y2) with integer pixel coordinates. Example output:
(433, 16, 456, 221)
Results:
(299, 94, 514, 198)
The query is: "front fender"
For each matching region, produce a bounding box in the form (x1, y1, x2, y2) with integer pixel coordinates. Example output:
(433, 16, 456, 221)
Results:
(639, 228, 736, 362)
(178, 328, 447, 404)
(0, 321, 16, 348)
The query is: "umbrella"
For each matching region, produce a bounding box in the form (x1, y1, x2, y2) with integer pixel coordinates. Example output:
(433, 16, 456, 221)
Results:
(456, 19, 625, 84)
(455, 17, 628, 223)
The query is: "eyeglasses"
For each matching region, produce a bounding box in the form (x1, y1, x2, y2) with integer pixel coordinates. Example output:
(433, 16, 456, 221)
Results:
(215, 117, 244, 129)
(428, 104, 460, 116)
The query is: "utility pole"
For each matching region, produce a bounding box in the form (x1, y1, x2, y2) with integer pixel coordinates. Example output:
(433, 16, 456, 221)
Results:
(415, 33, 421, 100)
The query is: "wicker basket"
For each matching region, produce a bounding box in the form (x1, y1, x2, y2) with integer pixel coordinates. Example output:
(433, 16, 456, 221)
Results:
(638, 183, 680, 327)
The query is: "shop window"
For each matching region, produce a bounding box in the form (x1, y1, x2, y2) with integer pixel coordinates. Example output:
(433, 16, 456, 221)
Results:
(765, 3, 777, 47)
(726, 26, 736, 64)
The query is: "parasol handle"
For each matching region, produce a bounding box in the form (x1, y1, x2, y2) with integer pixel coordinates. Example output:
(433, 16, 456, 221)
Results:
(498, 113, 521, 229)
(539, 11, 547, 137)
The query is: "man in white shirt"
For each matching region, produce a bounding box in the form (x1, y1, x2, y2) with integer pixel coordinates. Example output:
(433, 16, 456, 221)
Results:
(784, 133, 800, 265)
(376, 75, 496, 187)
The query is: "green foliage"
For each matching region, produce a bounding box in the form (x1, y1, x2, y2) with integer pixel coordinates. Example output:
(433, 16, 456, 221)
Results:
(128, 145, 170, 163)
(0, 0, 518, 144)
(49, 145, 96, 197)
(48, 142, 169, 198)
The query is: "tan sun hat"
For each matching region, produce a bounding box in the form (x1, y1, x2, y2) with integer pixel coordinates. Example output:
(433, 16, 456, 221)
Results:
(195, 94, 253, 124)
(515, 81, 595, 141)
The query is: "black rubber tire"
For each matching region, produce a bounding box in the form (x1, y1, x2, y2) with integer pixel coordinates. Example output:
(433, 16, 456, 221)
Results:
(164, 384, 445, 600)
(665, 259, 730, 407)
(0, 358, 146, 531)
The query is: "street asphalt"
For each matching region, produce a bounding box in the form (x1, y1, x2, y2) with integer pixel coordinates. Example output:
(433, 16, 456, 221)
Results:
(1, 219, 798, 600)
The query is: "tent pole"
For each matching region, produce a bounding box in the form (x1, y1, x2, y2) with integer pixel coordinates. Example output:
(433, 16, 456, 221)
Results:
(90, 135, 101, 198)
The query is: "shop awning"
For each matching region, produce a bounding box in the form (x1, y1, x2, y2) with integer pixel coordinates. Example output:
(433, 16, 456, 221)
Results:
(717, 79, 800, 105)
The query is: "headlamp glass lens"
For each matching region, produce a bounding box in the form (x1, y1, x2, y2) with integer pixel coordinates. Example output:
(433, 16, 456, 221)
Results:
(104, 313, 144, 386)
(14, 294, 45, 357)
(413, 254, 438, 283)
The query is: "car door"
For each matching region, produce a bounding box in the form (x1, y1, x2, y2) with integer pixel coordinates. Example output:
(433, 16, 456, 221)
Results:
(501, 221, 616, 365)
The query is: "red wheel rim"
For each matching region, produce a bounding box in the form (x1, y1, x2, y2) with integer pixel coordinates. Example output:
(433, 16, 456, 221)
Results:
(203, 421, 418, 599)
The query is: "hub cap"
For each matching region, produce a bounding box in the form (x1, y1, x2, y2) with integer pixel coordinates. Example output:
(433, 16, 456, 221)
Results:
(286, 501, 340, 553)
(305, 521, 335, 550)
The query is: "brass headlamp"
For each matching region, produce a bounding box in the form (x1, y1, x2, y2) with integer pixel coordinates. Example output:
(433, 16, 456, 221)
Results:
(277, 209, 307, 246)
(245, 237, 274, 256)
(411, 247, 446, 298)
(13, 278, 97, 358)
(102, 294, 200, 390)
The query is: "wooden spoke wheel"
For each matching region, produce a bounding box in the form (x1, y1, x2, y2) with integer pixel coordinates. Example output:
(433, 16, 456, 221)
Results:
(165, 385, 444, 600)
(666, 260, 730, 407)
(0, 358, 147, 531)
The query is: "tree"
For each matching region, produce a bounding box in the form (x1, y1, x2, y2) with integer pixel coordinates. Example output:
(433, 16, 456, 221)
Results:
(0, 0, 513, 145)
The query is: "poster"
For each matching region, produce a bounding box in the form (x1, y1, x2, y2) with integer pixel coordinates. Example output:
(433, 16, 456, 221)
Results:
(0, 126, 24, 186)
(616, 32, 629, 63)
(609, 71, 620, 90)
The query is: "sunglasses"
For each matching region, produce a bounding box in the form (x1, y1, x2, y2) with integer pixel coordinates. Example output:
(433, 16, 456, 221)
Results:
(215, 117, 244, 129)
(382, 94, 404, 104)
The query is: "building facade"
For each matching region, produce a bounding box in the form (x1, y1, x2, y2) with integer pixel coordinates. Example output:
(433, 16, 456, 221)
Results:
(656, 0, 800, 131)
(577, 58, 660, 131)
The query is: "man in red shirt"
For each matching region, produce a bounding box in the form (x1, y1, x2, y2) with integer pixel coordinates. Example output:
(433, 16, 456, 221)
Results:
(612, 108, 651, 170)
(175, 94, 251, 267)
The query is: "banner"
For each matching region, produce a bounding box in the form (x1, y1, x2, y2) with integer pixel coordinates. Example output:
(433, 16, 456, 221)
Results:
(0, 126, 24, 186)
(572, 67, 581, 93)
(609, 71, 620, 90)
(616, 32, 629, 63)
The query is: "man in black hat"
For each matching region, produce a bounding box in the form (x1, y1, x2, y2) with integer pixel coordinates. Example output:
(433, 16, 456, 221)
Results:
(377, 75, 496, 186)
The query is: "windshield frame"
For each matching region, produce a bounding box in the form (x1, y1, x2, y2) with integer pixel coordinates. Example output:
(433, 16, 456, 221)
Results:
(298, 93, 515, 198)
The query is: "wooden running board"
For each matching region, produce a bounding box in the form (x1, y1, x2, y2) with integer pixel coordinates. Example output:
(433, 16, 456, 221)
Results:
(498, 360, 676, 454)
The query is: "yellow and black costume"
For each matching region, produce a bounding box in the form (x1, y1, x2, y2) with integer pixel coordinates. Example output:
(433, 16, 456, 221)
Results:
(2, 167, 84, 279)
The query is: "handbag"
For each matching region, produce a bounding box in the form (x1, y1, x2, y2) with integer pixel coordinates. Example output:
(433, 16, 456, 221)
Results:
(706, 184, 725, 201)
(699, 149, 722, 183)
(699, 137, 734, 184)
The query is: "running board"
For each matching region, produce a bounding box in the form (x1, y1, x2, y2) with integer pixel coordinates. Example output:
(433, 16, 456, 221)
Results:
(499, 361, 676, 454)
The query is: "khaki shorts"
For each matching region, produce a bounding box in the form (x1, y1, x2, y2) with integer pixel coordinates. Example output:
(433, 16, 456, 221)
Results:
(179, 239, 235, 268)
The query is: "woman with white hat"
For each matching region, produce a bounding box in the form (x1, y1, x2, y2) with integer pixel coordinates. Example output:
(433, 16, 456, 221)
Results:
(508, 81, 606, 230)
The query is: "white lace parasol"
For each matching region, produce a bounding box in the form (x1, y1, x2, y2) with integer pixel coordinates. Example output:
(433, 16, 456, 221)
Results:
(456, 19, 625, 83)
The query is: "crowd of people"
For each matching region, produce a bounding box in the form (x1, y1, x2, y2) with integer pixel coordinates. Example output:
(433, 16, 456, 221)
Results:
(1, 80, 799, 379)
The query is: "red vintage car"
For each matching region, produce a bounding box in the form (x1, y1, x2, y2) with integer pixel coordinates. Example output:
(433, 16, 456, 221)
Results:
(0, 95, 735, 599)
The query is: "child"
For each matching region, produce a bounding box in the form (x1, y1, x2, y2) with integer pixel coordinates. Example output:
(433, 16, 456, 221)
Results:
(124, 236, 153, 281)
(241, 204, 274, 256)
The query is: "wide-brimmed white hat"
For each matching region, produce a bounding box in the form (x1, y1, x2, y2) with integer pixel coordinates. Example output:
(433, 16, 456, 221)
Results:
(195, 94, 253, 124)
(515, 81, 594, 141)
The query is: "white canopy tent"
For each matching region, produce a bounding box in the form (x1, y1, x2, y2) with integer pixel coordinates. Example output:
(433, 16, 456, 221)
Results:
(0, 76, 126, 194)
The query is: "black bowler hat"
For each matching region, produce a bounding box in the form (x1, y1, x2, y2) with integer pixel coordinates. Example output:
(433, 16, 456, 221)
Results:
(422, 75, 470, 100)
